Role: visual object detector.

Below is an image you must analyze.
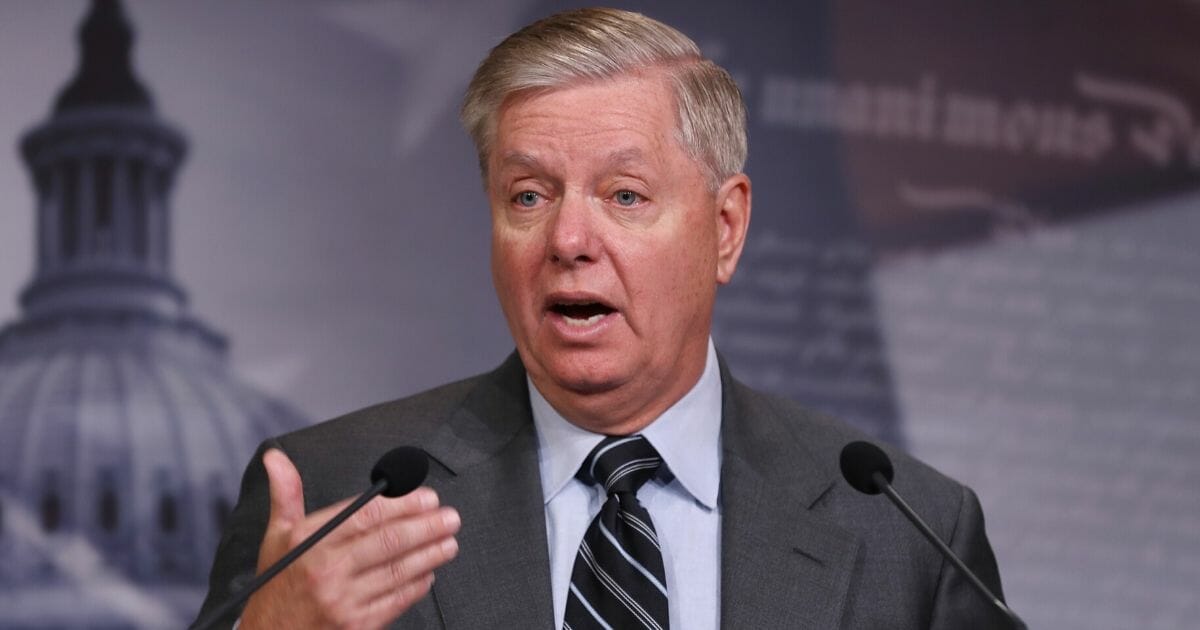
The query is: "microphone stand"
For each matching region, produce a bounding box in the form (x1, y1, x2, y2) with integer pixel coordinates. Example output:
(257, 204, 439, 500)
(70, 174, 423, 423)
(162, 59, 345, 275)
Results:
(872, 471, 1027, 630)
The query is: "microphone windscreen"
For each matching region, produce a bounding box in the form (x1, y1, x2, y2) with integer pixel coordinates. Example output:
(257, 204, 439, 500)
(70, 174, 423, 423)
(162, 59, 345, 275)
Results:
(839, 441, 895, 495)
(371, 446, 430, 498)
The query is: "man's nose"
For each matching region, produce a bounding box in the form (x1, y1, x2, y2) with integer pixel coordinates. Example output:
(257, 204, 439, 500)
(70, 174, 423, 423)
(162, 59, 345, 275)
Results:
(547, 192, 598, 266)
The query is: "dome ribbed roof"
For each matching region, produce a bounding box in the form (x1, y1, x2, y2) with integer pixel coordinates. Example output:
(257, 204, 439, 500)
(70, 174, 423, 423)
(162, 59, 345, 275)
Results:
(0, 319, 308, 623)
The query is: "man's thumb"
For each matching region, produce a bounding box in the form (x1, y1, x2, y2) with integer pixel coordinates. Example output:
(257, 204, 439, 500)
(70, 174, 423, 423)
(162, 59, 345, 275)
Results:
(263, 448, 305, 528)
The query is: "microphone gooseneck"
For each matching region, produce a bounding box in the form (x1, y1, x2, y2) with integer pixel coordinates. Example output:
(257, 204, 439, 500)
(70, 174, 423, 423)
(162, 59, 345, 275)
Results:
(838, 441, 1027, 630)
(193, 446, 430, 630)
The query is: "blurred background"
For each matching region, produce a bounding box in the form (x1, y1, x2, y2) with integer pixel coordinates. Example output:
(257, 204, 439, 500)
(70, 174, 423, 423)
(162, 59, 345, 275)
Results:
(0, 1, 1196, 627)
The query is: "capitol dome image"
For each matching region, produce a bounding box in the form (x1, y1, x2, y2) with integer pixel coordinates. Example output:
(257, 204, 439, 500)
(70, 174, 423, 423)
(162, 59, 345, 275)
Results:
(0, 1, 309, 625)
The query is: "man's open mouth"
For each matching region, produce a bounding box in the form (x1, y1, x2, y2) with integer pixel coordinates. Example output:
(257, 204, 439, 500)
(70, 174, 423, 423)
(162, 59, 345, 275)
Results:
(549, 302, 616, 327)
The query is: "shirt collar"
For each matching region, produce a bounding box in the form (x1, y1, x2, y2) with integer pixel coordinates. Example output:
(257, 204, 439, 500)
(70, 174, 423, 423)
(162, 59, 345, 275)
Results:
(529, 339, 723, 510)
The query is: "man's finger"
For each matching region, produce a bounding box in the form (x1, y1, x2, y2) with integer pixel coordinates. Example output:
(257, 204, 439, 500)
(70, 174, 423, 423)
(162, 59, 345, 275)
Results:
(302, 486, 440, 540)
(263, 448, 306, 530)
(350, 532, 459, 605)
(338, 506, 461, 576)
(276, 486, 442, 553)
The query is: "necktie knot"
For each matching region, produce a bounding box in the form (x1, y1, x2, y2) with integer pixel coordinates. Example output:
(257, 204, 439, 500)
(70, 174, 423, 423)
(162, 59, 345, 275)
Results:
(580, 434, 663, 495)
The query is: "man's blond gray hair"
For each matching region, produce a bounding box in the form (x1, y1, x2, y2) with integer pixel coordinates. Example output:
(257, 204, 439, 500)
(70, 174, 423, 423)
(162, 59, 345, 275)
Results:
(461, 8, 747, 190)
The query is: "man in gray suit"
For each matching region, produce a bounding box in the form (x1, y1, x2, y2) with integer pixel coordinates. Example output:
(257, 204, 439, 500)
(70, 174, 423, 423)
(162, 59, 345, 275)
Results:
(197, 8, 1008, 629)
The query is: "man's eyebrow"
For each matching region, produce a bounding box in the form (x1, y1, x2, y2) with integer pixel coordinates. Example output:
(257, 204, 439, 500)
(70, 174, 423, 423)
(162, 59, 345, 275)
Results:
(496, 147, 650, 174)
(603, 148, 648, 170)
(497, 151, 542, 171)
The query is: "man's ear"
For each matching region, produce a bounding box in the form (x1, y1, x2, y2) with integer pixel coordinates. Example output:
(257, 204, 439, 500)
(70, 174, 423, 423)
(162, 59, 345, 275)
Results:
(714, 173, 751, 285)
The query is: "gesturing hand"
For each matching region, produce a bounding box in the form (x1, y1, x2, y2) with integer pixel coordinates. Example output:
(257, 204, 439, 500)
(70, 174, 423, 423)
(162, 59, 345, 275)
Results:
(240, 449, 461, 629)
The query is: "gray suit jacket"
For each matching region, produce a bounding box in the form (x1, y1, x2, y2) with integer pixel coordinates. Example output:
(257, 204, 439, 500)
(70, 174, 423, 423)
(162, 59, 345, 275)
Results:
(196, 353, 1009, 628)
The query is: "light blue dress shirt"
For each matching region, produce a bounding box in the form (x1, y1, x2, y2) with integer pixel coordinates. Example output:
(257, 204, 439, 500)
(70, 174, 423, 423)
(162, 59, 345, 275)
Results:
(530, 339, 723, 630)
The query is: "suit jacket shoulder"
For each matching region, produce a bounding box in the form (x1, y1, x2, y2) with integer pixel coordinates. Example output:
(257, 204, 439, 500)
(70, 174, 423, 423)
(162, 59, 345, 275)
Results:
(719, 367, 1008, 628)
(193, 353, 554, 629)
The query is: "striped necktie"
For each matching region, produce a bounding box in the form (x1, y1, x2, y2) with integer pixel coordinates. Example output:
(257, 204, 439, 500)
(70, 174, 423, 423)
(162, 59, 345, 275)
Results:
(563, 435, 669, 630)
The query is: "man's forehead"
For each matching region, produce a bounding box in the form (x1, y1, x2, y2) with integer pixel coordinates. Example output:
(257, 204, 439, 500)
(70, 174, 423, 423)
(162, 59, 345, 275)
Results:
(494, 73, 674, 134)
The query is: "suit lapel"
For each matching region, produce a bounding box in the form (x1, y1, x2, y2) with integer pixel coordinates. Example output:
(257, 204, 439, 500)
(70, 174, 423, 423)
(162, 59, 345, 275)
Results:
(719, 363, 860, 629)
(420, 354, 555, 629)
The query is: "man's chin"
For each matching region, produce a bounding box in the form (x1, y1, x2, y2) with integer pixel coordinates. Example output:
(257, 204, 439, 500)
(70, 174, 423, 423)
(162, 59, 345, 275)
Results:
(530, 357, 630, 398)
(548, 370, 622, 397)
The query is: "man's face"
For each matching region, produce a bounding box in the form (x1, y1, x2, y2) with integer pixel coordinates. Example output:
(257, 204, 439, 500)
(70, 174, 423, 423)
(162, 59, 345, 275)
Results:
(487, 71, 750, 433)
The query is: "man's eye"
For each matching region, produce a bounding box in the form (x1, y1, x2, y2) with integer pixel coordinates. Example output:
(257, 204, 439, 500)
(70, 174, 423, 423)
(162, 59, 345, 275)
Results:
(514, 191, 541, 208)
(614, 190, 643, 207)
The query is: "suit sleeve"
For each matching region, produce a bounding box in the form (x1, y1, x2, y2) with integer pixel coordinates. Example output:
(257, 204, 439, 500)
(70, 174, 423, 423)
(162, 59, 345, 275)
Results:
(928, 485, 1013, 629)
(190, 440, 279, 629)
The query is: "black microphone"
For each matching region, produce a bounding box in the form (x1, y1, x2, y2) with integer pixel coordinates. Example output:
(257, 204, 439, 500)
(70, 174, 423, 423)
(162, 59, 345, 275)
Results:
(839, 441, 1027, 630)
(193, 446, 430, 630)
